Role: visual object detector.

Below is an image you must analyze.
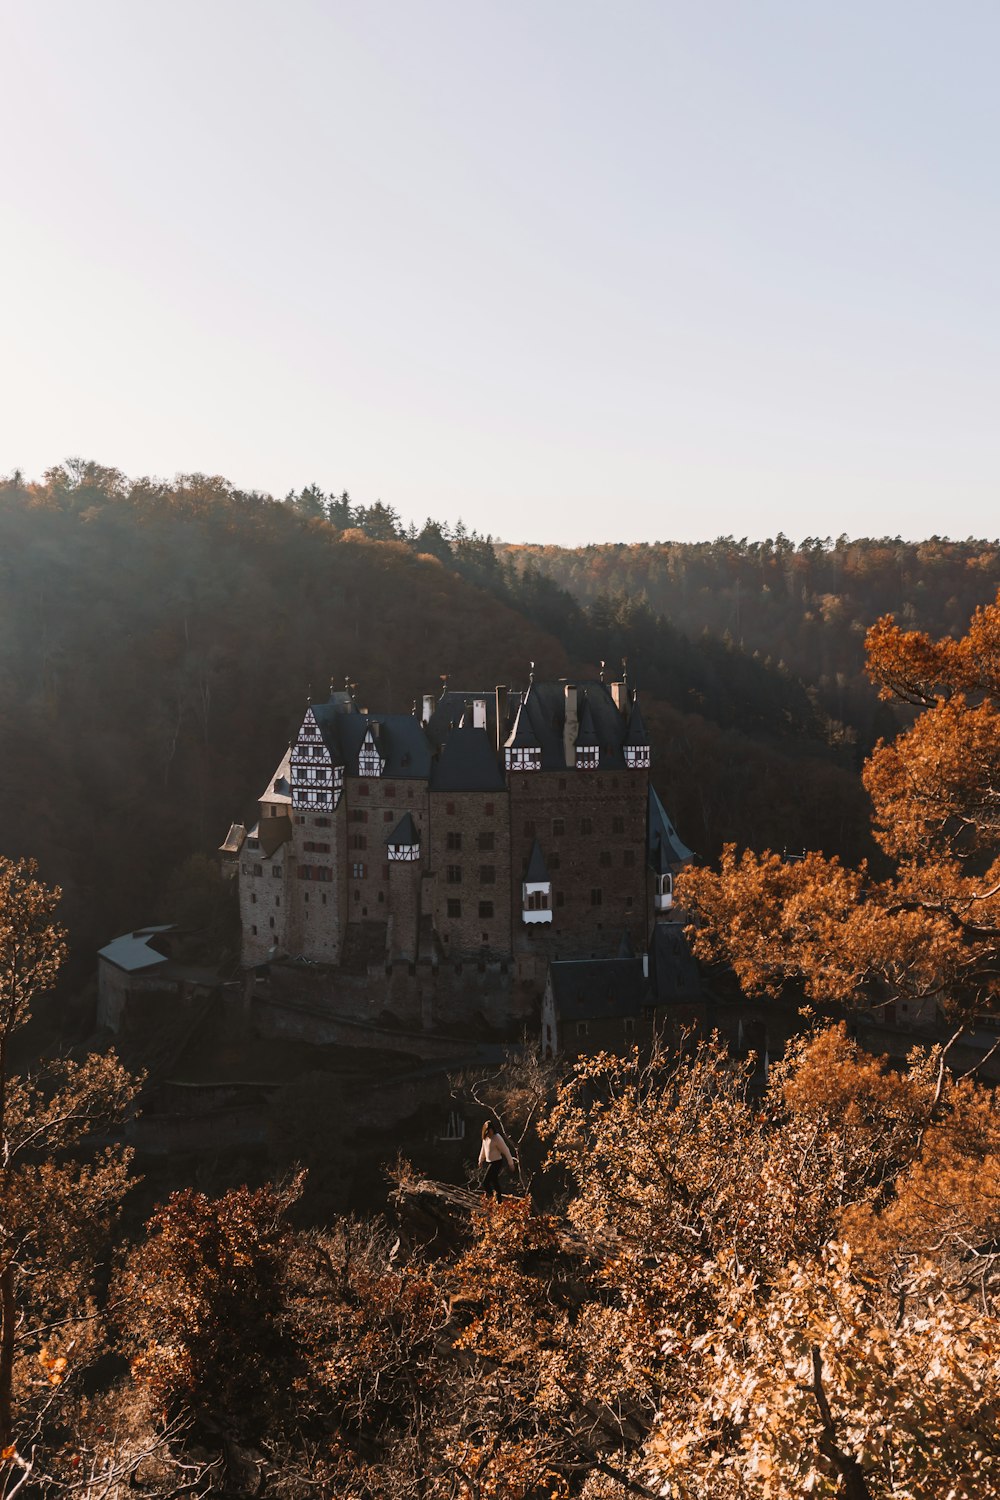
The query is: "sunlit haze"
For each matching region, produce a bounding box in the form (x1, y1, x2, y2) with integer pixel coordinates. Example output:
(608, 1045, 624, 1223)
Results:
(3, 1, 999, 543)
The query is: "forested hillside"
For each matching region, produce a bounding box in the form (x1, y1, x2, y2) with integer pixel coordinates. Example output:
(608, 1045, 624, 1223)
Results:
(6, 463, 972, 960)
(500, 536, 1000, 744)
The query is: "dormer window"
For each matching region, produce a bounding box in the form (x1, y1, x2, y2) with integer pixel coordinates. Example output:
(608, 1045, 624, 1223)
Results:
(624, 743, 650, 770)
(358, 725, 385, 778)
(505, 745, 541, 771)
(575, 745, 599, 771)
(386, 813, 420, 862)
(655, 873, 673, 911)
(522, 839, 553, 925)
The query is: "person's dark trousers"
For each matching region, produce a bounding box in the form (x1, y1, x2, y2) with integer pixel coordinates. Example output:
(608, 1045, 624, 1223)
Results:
(483, 1161, 504, 1198)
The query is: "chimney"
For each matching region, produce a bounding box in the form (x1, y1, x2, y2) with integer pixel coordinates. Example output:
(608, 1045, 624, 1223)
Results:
(421, 693, 434, 726)
(495, 685, 509, 750)
(473, 697, 487, 731)
(610, 681, 627, 714)
(563, 683, 578, 768)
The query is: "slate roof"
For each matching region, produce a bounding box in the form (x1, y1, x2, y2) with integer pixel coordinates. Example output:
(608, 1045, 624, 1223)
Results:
(425, 690, 503, 750)
(625, 697, 649, 746)
(431, 726, 507, 792)
(504, 696, 542, 751)
(386, 812, 420, 846)
(524, 839, 550, 883)
(547, 956, 647, 1022)
(648, 785, 694, 870)
(649, 921, 701, 1003)
(311, 695, 433, 779)
(99, 926, 176, 974)
(575, 693, 600, 747)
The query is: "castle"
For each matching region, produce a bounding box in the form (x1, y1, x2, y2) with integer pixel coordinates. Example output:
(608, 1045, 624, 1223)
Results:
(221, 670, 693, 1031)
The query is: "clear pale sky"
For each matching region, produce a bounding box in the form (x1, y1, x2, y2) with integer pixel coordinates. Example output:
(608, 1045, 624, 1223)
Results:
(3, 2, 998, 544)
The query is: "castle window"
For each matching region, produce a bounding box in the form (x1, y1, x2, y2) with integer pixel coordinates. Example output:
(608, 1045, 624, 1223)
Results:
(295, 815, 305, 825)
(251, 894, 257, 904)
(358, 785, 370, 797)
(354, 889, 360, 901)
(321, 893, 327, 905)
(599, 851, 612, 867)
(591, 888, 603, 906)
(378, 891, 385, 903)
(478, 831, 495, 851)
(314, 816, 331, 827)
(523, 820, 536, 837)
(576, 1021, 588, 1038)
(479, 901, 494, 919)
(272, 866, 282, 877)
(304, 893, 309, 902)
(626, 896, 633, 908)
(447, 899, 462, 919)
(275, 896, 280, 907)
(350, 834, 367, 850)
(352, 862, 366, 879)
(485, 802, 494, 815)
(383, 864, 390, 881)
(612, 816, 624, 835)
(446, 865, 462, 885)
(350, 809, 368, 823)
(251, 924, 257, 935)
(269, 917, 275, 928)
(480, 865, 496, 885)
(580, 818, 592, 835)
(446, 801, 456, 815)
(446, 831, 462, 851)
(253, 864, 263, 877)
(624, 1017, 636, 1034)
(552, 818, 565, 836)
(385, 785, 396, 799)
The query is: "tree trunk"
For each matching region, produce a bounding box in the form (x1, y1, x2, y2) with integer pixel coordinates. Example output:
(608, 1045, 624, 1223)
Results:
(0, 1257, 15, 1451)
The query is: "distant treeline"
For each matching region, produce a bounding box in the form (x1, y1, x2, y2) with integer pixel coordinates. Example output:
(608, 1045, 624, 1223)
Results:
(5, 461, 978, 958)
(498, 534, 1000, 738)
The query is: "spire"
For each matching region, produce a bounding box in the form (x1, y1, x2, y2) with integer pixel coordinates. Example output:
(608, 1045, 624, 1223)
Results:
(524, 838, 549, 883)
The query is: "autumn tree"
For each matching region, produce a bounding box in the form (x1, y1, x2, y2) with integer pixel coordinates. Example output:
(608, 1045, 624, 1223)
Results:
(0, 857, 139, 1495)
(678, 590, 1000, 1020)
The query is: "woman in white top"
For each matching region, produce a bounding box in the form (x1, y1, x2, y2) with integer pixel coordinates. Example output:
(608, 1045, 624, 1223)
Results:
(478, 1118, 515, 1198)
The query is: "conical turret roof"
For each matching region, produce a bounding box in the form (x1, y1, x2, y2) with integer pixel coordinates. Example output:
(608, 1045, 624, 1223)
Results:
(524, 838, 550, 883)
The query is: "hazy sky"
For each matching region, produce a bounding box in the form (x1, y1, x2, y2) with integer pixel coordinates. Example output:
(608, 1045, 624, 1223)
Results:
(3, 2, 998, 544)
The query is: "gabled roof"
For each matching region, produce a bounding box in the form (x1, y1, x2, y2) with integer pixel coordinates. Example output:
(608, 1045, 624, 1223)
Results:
(386, 812, 420, 846)
(524, 839, 550, 884)
(431, 726, 506, 792)
(625, 696, 649, 746)
(547, 956, 647, 1021)
(648, 785, 693, 869)
(649, 921, 701, 1003)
